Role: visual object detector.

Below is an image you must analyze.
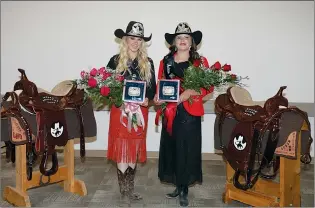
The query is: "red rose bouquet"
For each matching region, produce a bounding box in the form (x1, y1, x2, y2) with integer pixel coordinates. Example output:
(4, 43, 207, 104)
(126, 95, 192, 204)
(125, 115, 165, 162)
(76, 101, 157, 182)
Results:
(75, 66, 124, 110)
(156, 60, 248, 136)
(158, 61, 247, 118)
(75, 67, 145, 133)
(182, 61, 248, 102)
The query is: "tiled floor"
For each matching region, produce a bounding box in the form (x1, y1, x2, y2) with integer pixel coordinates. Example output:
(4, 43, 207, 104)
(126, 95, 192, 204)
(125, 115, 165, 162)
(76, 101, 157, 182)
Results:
(0, 157, 314, 207)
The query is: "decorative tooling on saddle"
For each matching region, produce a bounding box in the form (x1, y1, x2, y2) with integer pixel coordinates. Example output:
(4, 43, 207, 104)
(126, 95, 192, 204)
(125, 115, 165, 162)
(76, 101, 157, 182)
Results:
(10, 117, 27, 143)
(275, 131, 297, 158)
(244, 108, 258, 117)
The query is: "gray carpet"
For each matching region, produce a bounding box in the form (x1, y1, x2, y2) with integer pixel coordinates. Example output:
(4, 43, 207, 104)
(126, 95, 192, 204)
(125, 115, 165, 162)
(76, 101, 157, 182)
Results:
(0, 157, 314, 207)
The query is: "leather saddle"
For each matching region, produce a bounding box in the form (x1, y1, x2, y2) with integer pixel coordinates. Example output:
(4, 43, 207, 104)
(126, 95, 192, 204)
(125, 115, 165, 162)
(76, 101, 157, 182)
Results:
(215, 86, 313, 190)
(2, 69, 86, 182)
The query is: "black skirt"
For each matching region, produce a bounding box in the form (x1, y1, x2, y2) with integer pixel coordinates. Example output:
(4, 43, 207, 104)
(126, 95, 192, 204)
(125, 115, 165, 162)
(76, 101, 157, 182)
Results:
(158, 103, 203, 186)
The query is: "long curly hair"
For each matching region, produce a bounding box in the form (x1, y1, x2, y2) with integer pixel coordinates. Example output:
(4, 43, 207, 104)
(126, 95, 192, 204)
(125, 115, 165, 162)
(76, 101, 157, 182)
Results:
(167, 35, 201, 62)
(116, 36, 152, 85)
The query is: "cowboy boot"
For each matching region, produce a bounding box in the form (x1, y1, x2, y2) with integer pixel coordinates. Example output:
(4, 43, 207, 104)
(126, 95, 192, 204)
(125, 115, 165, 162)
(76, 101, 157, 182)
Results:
(165, 186, 180, 199)
(179, 185, 189, 207)
(126, 166, 142, 200)
(117, 168, 128, 197)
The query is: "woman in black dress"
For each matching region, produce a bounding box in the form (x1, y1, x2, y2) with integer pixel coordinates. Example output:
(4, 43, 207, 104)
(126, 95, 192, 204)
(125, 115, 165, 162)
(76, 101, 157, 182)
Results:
(154, 22, 213, 207)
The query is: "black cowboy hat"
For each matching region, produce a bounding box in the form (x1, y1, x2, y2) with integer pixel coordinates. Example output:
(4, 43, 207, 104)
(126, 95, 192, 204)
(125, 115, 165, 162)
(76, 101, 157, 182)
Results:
(114, 21, 152, 42)
(165, 22, 203, 46)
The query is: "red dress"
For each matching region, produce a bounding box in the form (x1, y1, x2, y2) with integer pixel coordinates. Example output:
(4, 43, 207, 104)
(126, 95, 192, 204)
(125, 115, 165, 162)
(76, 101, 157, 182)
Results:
(107, 105, 149, 163)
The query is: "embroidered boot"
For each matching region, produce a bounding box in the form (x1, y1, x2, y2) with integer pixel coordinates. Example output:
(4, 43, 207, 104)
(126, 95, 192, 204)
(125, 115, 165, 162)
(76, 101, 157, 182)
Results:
(117, 168, 128, 197)
(126, 167, 142, 200)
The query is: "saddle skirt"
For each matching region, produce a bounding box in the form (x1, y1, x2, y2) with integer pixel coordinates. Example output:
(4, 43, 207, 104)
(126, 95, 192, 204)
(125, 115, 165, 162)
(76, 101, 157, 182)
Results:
(225, 122, 257, 173)
(35, 110, 68, 154)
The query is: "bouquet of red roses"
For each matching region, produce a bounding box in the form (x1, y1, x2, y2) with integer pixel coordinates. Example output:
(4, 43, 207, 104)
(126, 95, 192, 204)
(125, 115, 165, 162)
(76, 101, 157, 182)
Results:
(156, 60, 248, 136)
(181, 61, 248, 97)
(76, 67, 145, 133)
(160, 61, 247, 111)
(75, 67, 124, 110)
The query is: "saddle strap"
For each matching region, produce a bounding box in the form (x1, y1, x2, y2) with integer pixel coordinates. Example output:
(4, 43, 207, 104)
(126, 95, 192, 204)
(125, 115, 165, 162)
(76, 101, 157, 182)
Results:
(75, 106, 85, 158)
(233, 168, 260, 191)
(39, 151, 58, 177)
(35, 111, 45, 153)
(4, 141, 15, 163)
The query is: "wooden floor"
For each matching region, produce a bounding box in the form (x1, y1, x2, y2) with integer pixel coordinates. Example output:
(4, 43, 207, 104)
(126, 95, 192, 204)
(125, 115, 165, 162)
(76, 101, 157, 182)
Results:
(0, 157, 314, 207)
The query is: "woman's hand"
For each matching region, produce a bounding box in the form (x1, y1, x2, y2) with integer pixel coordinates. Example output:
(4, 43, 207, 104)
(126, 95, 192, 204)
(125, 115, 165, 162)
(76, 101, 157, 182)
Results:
(153, 94, 165, 106)
(189, 89, 201, 96)
(178, 90, 192, 104)
(140, 98, 149, 107)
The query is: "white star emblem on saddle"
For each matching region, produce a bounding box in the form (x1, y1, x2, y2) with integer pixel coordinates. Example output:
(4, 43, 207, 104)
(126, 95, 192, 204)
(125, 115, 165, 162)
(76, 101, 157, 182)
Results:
(50, 122, 64, 138)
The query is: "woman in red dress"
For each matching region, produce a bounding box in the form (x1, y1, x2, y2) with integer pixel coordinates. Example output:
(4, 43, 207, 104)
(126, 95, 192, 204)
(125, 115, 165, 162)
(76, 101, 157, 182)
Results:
(154, 22, 214, 207)
(106, 21, 156, 200)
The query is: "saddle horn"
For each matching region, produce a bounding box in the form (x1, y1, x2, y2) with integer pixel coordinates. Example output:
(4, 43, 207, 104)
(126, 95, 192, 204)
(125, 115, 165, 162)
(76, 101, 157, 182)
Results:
(2, 92, 19, 106)
(275, 86, 287, 97)
(18, 68, 29, 80)
(13, 69, 39, 97)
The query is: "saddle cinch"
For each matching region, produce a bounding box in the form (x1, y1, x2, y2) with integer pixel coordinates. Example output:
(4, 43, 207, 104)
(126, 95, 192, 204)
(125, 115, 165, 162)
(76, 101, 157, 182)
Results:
(1, 69, 96, 183)
(214, 86, 313, 191)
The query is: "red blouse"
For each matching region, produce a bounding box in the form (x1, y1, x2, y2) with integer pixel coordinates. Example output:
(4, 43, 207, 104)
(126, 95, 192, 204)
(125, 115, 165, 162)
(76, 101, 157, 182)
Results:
(157, 56, 214, 116)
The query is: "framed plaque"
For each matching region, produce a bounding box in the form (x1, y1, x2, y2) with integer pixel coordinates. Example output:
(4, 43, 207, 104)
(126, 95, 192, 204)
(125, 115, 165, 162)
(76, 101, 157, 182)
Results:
(157, 79, 180, 102)
(122, 80, 146, 103)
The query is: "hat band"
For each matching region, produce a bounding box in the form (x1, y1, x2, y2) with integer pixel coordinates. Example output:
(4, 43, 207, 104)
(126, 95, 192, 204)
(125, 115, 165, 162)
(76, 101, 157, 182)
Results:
(127, 30, 143, 37)
(176, 27, 192, 33)
(175, 32, 192, 34)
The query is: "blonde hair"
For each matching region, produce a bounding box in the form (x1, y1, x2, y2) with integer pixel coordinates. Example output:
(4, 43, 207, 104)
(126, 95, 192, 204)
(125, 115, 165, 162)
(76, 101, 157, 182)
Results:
(116, 36, 152, 85)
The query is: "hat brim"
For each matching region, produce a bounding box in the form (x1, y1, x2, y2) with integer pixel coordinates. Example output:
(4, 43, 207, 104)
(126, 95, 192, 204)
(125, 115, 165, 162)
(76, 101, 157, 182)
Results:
(165, 30, 202, 46)
(114, 29, 152, 42)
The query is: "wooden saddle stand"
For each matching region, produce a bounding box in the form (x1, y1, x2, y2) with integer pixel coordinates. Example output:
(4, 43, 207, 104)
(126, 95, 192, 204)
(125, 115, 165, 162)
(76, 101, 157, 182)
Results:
(1, 69, 97, 207)
(214, 85, 313, 207)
